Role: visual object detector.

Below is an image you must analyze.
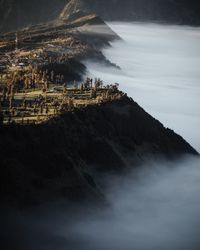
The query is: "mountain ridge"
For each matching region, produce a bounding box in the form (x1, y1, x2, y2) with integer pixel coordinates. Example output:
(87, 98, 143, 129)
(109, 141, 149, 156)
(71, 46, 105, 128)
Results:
(1, 0, 200, 33)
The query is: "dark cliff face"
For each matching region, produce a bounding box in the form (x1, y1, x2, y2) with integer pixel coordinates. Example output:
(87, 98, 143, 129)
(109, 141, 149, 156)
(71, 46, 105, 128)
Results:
(0, 97, 198, 207)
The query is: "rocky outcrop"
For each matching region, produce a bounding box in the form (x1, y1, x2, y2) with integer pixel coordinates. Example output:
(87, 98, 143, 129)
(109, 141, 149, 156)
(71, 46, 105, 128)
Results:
(0, 96, 198, 207)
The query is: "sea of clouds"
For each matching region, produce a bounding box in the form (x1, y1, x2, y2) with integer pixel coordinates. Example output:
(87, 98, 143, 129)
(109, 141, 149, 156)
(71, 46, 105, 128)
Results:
(86, 22, 200, 152)
(78, 22, 200, 250)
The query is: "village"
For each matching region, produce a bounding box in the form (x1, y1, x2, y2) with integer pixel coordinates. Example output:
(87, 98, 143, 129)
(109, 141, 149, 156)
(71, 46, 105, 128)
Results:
(0, 25, 125, 126)
(0, 45, 124, 125)
(0, 73, 125, 125)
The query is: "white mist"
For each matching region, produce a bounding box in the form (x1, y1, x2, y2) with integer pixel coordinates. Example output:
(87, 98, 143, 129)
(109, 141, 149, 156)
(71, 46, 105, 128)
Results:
(67, 23, 200, 250)
(86, 22, 200, 152)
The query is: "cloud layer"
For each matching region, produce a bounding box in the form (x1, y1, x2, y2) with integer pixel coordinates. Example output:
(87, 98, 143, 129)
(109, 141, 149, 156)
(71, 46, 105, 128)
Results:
(86, 22, 200, 152)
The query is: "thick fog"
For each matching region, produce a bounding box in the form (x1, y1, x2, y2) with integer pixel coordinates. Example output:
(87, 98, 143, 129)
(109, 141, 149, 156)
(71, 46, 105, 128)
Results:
(86, 22, 200, 152)
(74, 23, 200, 249)
(2, 23, 200, 250)
(77, 23, 200, 249)
(2, 157, 200, 250)
(68, 157, 200, 250)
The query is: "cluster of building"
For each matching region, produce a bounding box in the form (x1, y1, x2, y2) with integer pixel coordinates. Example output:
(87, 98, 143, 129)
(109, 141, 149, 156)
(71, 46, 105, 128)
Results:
(0, 77, 124, 125)
(0, 32, 125, 126)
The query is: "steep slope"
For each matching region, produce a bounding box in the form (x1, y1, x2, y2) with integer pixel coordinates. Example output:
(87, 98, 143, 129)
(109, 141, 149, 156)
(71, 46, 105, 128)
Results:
(0, 96, 198, 207)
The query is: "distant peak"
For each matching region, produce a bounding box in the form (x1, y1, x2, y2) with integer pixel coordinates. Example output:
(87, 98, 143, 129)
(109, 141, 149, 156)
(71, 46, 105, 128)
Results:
(59, 0, 88, 20)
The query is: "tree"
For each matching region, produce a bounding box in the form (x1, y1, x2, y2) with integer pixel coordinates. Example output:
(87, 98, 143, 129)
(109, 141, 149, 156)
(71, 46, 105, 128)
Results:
(0, 98, 3, 125)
